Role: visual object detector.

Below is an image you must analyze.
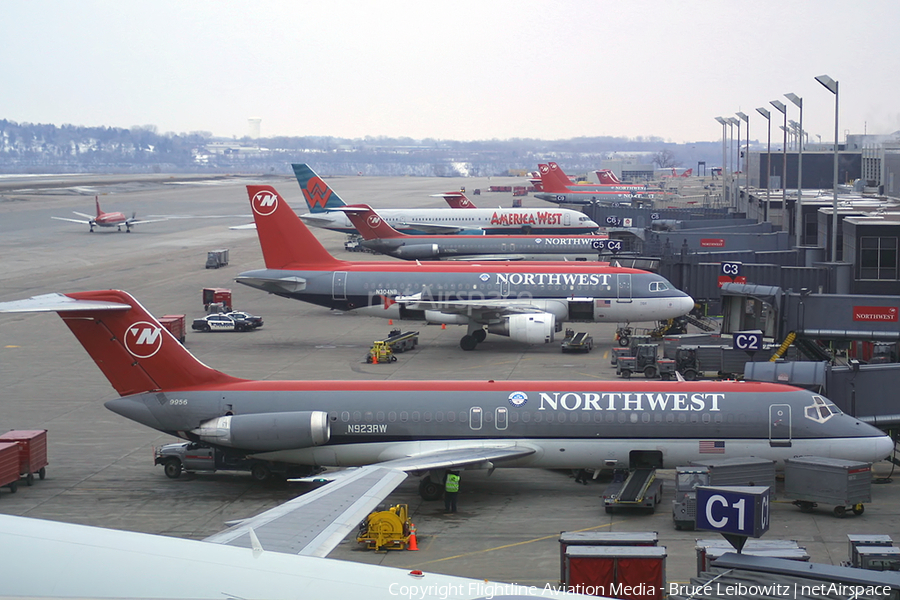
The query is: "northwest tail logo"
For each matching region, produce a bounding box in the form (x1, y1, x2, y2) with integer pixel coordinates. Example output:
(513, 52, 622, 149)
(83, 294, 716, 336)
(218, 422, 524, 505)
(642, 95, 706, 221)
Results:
(366, 215, 381, 228)
(124, 322, 163, 358)
(303, 176, 333, 210)
(251, 190, 278, 216)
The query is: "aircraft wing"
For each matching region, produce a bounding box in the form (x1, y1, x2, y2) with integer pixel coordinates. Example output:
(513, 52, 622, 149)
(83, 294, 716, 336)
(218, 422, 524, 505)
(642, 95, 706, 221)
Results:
(126, 217, 169, 225)
(205, 444, 534, 557)
(72, 211, 96, 219)
(204, 465, 407, 557)
(395, 294, 563, 320)
(51, 216, 92, 225)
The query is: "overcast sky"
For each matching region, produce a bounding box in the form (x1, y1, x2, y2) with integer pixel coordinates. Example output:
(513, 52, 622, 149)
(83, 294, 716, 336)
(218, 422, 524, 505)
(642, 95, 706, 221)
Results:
(4, 0, 899, 144)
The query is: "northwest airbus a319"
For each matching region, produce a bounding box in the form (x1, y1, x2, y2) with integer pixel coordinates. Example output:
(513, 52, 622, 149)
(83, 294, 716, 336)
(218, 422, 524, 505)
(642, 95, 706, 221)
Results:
(236, 185, 694, 350)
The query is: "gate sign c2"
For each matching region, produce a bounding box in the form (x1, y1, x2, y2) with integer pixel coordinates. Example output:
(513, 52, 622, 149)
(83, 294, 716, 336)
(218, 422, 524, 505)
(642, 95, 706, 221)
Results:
(734, 331, 763, 351)
(696, 486, 770, 538)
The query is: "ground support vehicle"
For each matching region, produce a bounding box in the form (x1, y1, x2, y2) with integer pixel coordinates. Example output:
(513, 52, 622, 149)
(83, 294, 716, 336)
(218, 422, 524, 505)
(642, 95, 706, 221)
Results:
(785, 456, 872, 517)
(672, 457, 775, 530)
(0, 443, 21, 495)
(205, 249, 229, 269)
(154, 441, 316, 482)
(383, 329, 418, 353)
(158, 315, 186, 344)
(602, 468, 663, 513)
(202, 288, 232, 312)
(366, 341, 397, 364)
(560, 329, 593, 353)
(356, 504, 415, 552)
(616, 344, 675, 379)
(674, 345, 771, 380)
(0, 430, 48, 486)
(610, 346, 632, 366)
(225, 311, 264, 330)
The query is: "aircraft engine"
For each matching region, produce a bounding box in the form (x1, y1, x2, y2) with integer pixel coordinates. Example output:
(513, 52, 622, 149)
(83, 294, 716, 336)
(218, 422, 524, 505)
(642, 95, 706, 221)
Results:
(394, 244, 440, 259)
(424, 310, 469, 325)
(192, 411, 330, 451)
(487, 313, 555, 344)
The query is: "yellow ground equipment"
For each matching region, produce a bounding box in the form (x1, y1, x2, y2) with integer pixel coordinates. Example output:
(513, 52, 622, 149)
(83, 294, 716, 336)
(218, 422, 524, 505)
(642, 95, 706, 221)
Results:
(357, 504, 414, 551)
(366, 340, 397, 364)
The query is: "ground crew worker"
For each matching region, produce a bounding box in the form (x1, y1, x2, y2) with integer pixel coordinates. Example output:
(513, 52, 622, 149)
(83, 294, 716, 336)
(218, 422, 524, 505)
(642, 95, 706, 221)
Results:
(444, 470, 460, 514)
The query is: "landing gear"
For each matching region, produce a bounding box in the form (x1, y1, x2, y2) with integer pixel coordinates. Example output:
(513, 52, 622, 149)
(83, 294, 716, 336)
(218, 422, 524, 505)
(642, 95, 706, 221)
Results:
(460, 327, 487, 351)
(419, 476, 443, 501)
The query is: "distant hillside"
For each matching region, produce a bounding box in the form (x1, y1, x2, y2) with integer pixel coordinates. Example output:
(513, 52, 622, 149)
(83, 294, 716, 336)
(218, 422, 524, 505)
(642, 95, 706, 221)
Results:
(0, 119, 722, 176)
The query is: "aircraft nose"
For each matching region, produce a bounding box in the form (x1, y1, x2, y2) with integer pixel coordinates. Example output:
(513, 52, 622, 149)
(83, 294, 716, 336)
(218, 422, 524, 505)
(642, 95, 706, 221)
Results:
(874, 432, 895, 462)
(105, 396, 163, 430)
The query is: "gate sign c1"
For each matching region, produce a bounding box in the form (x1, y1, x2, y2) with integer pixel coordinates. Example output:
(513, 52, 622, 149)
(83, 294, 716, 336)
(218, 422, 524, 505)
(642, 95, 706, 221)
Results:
(696, 486, 770, 538)
(733, 331, 763, 352)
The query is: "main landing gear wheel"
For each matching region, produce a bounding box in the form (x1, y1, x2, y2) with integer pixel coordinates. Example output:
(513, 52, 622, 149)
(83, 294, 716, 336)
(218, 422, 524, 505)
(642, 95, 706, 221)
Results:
(250, 463, 272, 482)
(419, 477, 443, 501)
(460, 335, 478, 351)
(472, 329, 487, 343)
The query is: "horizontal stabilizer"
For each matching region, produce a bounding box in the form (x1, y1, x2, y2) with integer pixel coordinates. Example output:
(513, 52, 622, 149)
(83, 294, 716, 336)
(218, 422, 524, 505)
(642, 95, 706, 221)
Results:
(0, 292, 130, 313)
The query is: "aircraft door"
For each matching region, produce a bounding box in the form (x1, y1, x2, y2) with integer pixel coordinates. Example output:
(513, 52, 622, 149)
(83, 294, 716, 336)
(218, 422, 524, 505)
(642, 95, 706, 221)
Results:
(499, 276, 510, 298)
(769, 404, 792, 447)
(469, 407, 483, 431)
(564, 212, 571, 226)
(616, 274, 633, 303)
(495, 407, 508, 430)
(333, 271, 347, 301)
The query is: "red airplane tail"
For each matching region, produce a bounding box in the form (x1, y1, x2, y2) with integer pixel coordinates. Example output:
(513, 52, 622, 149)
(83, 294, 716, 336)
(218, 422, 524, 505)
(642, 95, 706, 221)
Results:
(537, 163, 569, 193)
(596, 170, 622, 185)
(35, 291, 244, 396)
(246, 185, 345, 270)
(439, 192, 476, 209)
(95, 196, 103, 218)
(341, 205, 405, 239)
(681, 168, 693, 178)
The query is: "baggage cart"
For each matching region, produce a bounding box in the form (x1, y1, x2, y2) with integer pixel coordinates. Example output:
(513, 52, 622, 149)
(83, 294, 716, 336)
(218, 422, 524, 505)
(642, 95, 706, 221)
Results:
(558, 531, 657, 586)
(564, 546, 666, 599)
(158, 315, 186, 344)
(848, 534, 894, 567)
(0, 442, 20, 495)
(205, 248, 229, 269)
(0, 430, 48, 485)
(785, 456, 872, 517)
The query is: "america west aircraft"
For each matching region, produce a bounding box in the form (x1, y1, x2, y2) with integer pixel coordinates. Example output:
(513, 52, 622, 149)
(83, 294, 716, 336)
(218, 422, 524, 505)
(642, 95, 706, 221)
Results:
(534, 163, 661, 207)
(0, 290, 891, 515)
(236, 185, 693, 350)
(51, 195, 167, 232)
(340, 203, 609, 262)
(292, 163, 600, 235)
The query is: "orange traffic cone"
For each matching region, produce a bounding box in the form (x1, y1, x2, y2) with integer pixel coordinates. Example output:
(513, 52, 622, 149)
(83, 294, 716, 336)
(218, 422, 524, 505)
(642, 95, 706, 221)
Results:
(389, 319, 393, 325)
(372, 353, 378, 365)
(441, 323, 446, 330)
(407, 526, 419, 551)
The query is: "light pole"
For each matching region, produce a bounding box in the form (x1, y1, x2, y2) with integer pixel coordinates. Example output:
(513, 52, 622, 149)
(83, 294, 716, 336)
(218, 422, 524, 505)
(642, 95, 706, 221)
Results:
(736, 112, 749, 206)
(756, 107, 771, 221)
(786, 93, 803, 247)
(715, 117, 727, 204)
(816, 74, 839, 262)
(770, 100, 788, 229)
(729, 117, 740, 206)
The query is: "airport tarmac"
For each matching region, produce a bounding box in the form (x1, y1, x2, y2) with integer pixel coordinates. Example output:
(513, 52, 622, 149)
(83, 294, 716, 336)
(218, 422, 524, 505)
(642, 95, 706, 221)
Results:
(1, 173, 898, 589)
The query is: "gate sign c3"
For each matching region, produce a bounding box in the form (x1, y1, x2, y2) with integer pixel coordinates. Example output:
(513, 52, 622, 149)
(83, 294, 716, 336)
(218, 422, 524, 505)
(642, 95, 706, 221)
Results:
(720, 261, 743, 279)
(695, 486, 770, 538)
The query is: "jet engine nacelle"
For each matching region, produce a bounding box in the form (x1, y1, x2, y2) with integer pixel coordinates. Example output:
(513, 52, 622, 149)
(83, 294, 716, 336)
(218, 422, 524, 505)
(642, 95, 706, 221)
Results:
(192, 411, 330, 451)
(394, 244, 440, 259)
(487, 313, 556, 344)
(424, 310, 469, 325)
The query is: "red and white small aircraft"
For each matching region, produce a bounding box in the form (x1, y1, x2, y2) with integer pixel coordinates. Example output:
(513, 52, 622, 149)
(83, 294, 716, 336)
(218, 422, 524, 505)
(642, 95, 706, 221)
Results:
(51, 196, 166, 232)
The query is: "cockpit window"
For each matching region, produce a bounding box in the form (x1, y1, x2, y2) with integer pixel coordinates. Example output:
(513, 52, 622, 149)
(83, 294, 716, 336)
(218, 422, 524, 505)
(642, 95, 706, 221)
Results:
(804, 396, 840, 423)
(649, 281, 669, 292)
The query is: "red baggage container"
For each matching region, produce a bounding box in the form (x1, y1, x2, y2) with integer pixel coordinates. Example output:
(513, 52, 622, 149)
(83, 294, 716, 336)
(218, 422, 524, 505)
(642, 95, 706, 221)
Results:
(159, 315, 186, 344)
(0, 442, 20, 494)
(0, 430, 48, 485)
